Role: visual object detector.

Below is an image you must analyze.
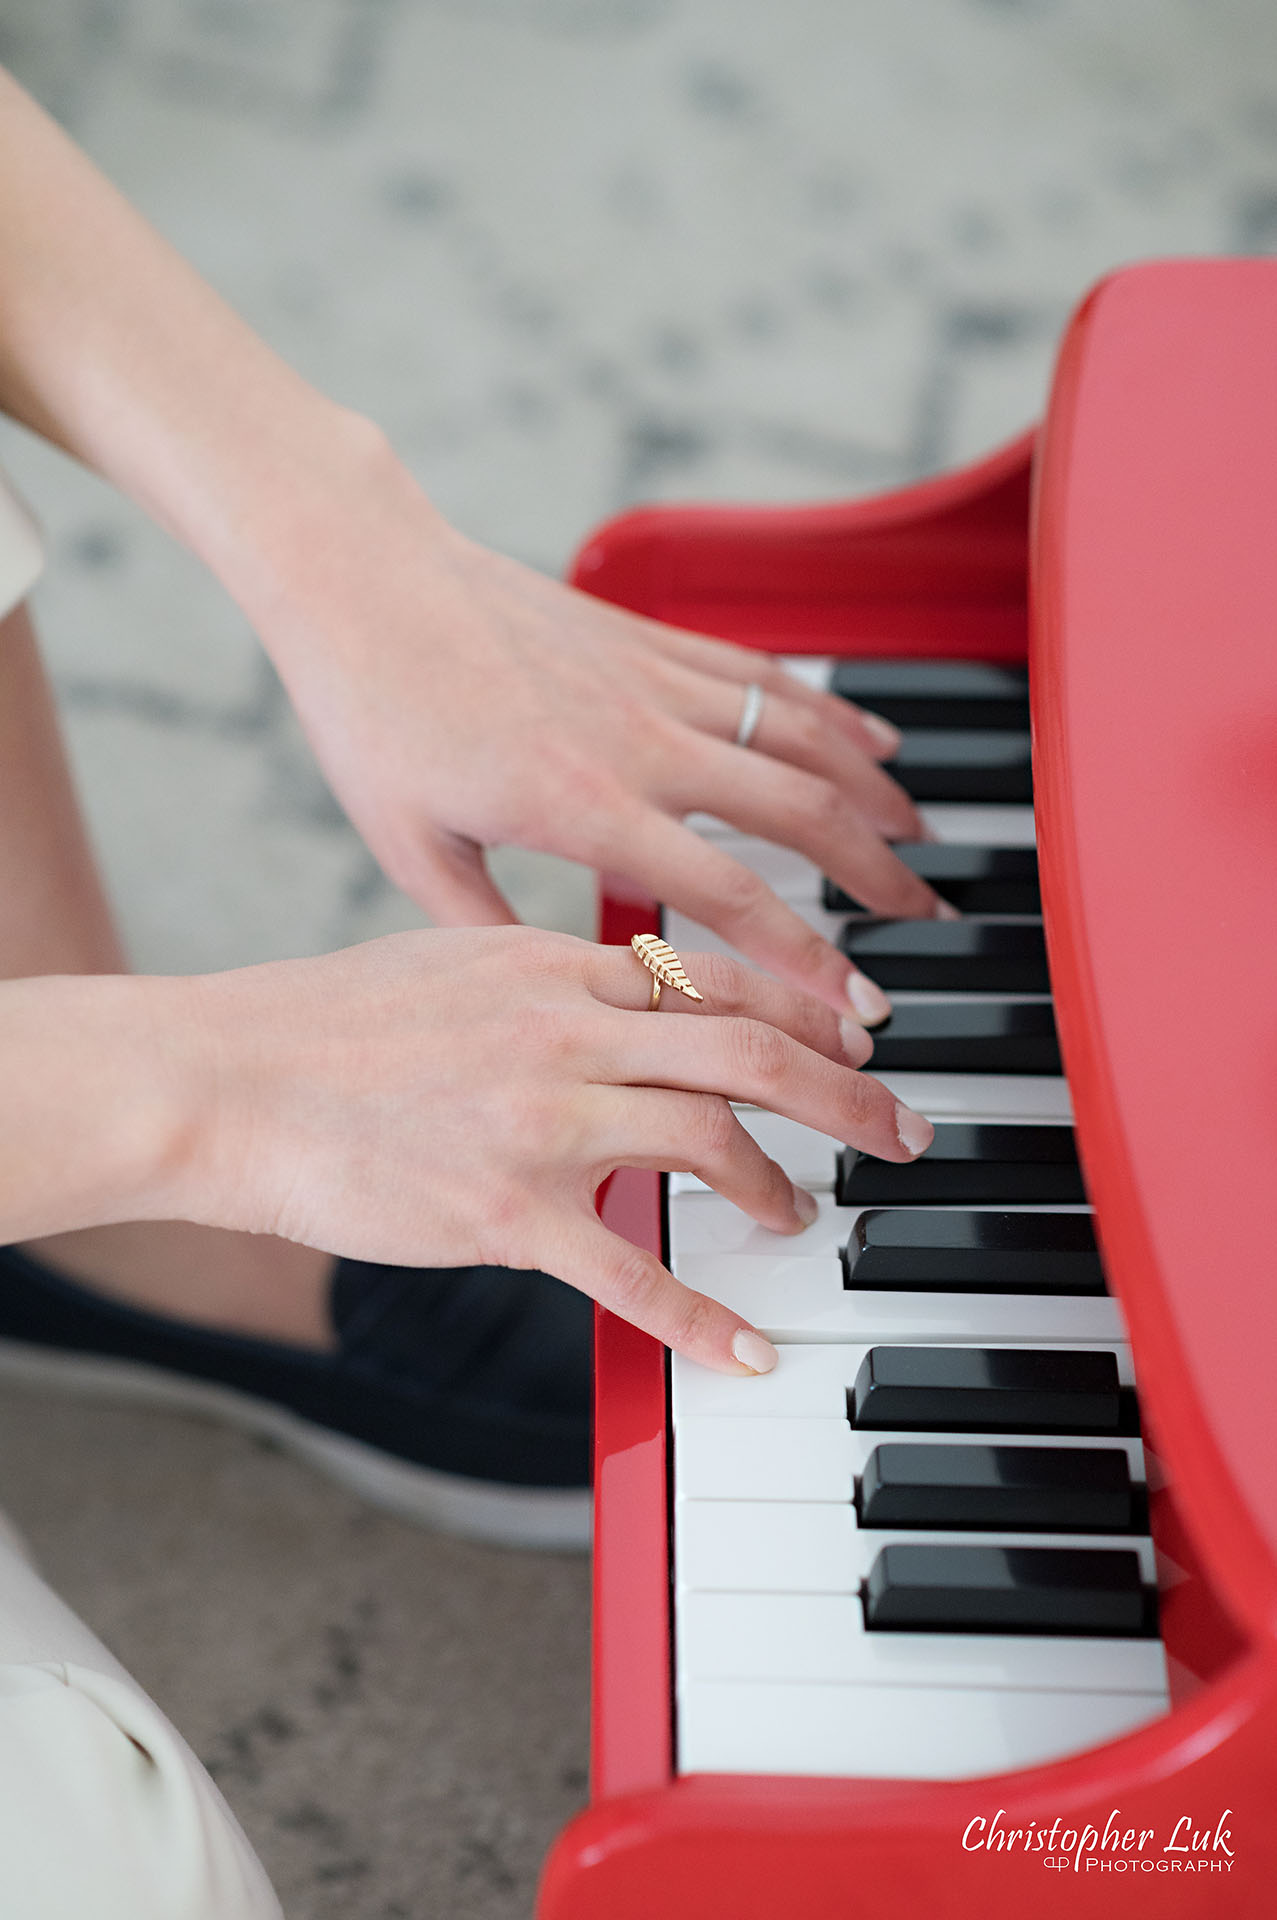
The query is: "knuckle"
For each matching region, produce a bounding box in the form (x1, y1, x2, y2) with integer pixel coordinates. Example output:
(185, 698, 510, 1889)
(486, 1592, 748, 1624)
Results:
(509, 925, 578, 975)
(791, 915, 837, 977)
(661, 1285, 723, 1358)
(688, 1092, 738, 1161)
(754, 1149, 794, 1212)
(840, 1066, 895, 1132)
(873, 779, 923, 837)
(756, 655, 792, 693)
(787, 706, 828, 760)
(727, 1017, 790, 1087)
(690, 949, 748, 1008)
(798, 778, 847, 839)
(604, 1244, 664, 1319)
(555, 789, 627, 863)
(517, 996, 579, 1062)
(707, 857, 770, 926)
(876, 862, 940, 919)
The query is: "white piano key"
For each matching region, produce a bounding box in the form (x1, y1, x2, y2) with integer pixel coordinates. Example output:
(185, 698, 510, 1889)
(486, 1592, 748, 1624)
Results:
(683, 805, 1037, 850)
(678, 1494, 861, 1587)
(675, 1416, 857, 1502)
(665, 905, 849, 958)
(659, 1072, 1070, 1137)
(778, 655, 837, 692)
(674, 1484, 1149, 1591)
(672, 834, 821, 900)
(676, 1589, 1166, 1695)
(669, 1191, 1091, 1264)
(872, 1071, 1071, 1120)
(667, 678, 1172, 1788)
(674, 1253, 1125, 1345)
(917, 803, 1037, 846)
(674, 814, 1037, 914)
(677, 1679, 1165, 1781)
(669, 1109, 1081, 1197)
(671, 1339, 1135, 1423)
(669, 908, 1057, 980)
(671, 1190, 848, 1261)
(666, 1110, 846, 1194)
(674, 1420, 1146, 1507)
(679, 1513, 1158, 1593)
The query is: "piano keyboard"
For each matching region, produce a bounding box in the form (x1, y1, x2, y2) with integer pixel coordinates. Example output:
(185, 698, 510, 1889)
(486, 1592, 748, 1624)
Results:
(665, 657, 1171, 1784)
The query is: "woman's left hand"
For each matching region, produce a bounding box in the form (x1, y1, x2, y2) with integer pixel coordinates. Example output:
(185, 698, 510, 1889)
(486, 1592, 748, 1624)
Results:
(246, 424, 946, 1021)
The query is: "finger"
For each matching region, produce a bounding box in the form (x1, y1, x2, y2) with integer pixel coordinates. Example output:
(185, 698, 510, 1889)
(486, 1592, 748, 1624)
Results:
(592, 1086, 819, 1229)
(392, 831, 519, 926)
(629, 619, 903, 759)
(581, 943, 875, 1068)
(596, 1016, 930, 1162)
(541, 1208, 779, 1375)
(664, 734, 945, 922)
(612, 807, 890, 1018)
(666, 723, 922, 848)
(650, 666, 924, 836)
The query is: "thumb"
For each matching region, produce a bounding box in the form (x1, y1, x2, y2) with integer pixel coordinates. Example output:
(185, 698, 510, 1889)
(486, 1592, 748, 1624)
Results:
(394, 831, 519, 926)
(545, 1212, 779, 1377)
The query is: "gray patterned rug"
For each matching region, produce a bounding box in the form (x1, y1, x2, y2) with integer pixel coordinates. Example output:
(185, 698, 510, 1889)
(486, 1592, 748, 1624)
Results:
(0, 2, 1272, 1913)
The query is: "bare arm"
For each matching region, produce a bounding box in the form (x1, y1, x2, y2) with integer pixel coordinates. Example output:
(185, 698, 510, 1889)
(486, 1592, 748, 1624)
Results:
(0, 67, 944, 1015)
(0, 938, 932, 1373)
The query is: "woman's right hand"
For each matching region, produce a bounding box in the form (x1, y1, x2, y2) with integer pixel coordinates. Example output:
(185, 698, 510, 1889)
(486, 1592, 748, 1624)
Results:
(148, 926, 933, 1374)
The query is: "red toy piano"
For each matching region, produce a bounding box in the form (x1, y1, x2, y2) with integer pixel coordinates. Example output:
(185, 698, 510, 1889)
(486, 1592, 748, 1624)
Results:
(538, 259, 1277, 1916)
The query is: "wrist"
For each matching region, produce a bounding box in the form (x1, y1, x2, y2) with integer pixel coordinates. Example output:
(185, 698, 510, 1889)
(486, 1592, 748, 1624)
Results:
(201, 403, 454, 645)
(0, 973, 202, 1239)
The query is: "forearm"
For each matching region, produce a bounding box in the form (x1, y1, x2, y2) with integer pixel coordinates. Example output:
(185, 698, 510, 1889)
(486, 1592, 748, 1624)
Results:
(0, 973, 187, 1240)
(0, 67, 374, 609)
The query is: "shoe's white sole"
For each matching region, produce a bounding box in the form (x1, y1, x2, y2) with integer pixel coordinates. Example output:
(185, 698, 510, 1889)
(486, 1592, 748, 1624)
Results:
(0, 1338, 592, 1553)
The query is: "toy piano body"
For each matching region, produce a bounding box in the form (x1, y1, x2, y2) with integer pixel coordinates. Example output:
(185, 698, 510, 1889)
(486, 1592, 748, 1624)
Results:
(538, 260, 1277, 1916)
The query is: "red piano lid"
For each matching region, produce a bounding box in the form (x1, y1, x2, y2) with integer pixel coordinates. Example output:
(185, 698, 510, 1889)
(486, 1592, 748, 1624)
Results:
(1033, 258, 1277, 1642)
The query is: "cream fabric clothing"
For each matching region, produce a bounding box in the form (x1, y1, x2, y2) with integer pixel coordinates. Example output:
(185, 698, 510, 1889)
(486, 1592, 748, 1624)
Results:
(0, 469, 285, 1912)
(0, 469, 43, 618)
(0, 1508, 283, 1918)
(0, 470, 285, 1913)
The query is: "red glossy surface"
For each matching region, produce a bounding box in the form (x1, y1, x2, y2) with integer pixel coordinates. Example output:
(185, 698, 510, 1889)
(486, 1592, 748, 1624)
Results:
(1033, 259, 1277, 1641)
(540, 262, 1277, 1917)
(542, 1654, 1273, 1919)
(572, 430, 1032, 656)
(589, 1171, 669, 1801)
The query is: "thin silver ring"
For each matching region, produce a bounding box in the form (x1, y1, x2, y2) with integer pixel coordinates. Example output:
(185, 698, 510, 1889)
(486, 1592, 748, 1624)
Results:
(734, 681, 765, 749)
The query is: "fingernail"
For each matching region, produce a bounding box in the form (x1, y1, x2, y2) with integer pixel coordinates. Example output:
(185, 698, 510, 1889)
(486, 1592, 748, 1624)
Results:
(790, 1182, 820, 1227)
(846, 969, 892, 1027)
(861, 711, 902, 757)
(895, 1102, 935, 1157)
(838, 1014, 873, 1066)
(933, 897, 962, 921)
(731, 1327, 780, 1374)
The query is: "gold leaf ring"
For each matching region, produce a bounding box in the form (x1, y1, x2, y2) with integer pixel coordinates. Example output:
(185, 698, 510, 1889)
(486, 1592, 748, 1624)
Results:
(630, 933, 705, 1012)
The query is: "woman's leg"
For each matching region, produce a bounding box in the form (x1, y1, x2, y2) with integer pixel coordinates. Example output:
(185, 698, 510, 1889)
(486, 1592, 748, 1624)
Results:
(0, 1505, 284, 1919)
(0, 602, 285, 1914)
(0, 599, 332, 1345)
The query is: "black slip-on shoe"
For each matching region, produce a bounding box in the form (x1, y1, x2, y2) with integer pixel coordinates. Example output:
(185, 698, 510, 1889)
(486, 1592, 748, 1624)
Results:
(0, 1248, 592, 1550)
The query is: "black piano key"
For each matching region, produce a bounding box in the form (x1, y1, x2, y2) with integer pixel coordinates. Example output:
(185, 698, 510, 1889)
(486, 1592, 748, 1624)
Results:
(836, 1123, 1083, 1207)
(840, 919, 1049, 993)
(823, 844, 1040, 916)
(848, 1346, 1123, 1434)
(830, 659, 1029, 731)
(867, 1000, 1061, 1075)
(857, 1443, 1136, 1532)
(862, 1543, 1152, 1636)
(843, 1210, 1104, 1294)
(886, 730, 1033, 803)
